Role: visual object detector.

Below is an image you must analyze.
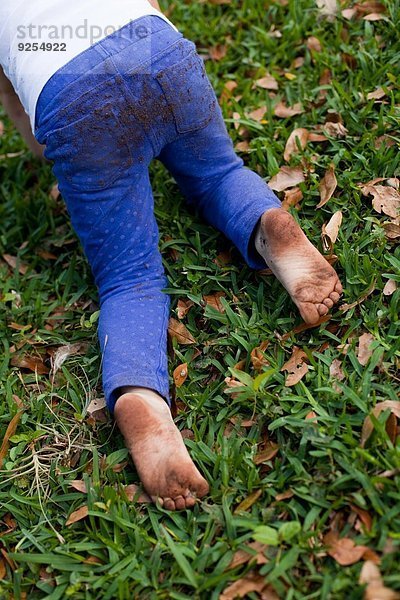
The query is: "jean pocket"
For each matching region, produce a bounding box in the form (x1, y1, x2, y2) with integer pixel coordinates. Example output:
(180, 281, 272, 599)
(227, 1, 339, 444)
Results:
(47, 103, 132, 192)
(156, 50, 217, 134)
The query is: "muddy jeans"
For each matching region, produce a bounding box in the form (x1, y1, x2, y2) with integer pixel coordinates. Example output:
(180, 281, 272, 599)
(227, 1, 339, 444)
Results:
(35, 16, 281, 413)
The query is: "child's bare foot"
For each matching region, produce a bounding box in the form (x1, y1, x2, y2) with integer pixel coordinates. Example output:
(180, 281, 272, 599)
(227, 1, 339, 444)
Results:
(255, 208, 342, 324)
(114, 389, 209, 510)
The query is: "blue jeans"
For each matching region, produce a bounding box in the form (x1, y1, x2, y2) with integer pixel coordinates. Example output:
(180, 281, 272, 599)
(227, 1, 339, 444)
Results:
(35, 16, 281, 413)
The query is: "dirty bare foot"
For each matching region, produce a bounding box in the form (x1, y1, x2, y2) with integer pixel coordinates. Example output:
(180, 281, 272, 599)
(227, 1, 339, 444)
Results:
(255, 208, 343, 324)
(114, 389, 209, 510)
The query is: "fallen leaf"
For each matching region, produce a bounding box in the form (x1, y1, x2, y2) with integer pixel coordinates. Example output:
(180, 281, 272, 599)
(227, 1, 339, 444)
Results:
(274, 101, 304, 118)
(226, 541, 268, 570)
(250, 341, 270, 371)
(70, 480, 87, 493)
(248, 106, 267, 122)
(281, 347, 309, 386)
(269, 166, 305, 192)
(317, 164, 337, 208)
(275, 489, 294, 501)
(49, 184, 60, 200)
(324, 531, 373, 566)
(360, 561, 400, 600)
(220, 571, 273, 600)
(0, 557, 6, 579)
(204, 292, 226, 313)
(86, 398, 108, 422)
(10, 354, 49, 375)
(50, 342, 88, 378)
(330, 358, 345, 381)
(322, 210, 343, 251)
(351, 504, 373, 532)
(361, 182, 400, 219)
(361, 401, 400, 447)
(383, 280, 397, 296)
(235, 140, 251, 152)
(316, 0, 338, 20)
(282, 186, 303, 210)
(363, 12, 386, 20)
(367, 87, 387, 100)
(168, 318, 196, 345)
(66, 505, 89, 526)
(284, 128, 309, 162)
(357, 332, 375, 366)
(255, 74, 278, 90)
(342, 7, 358, 18)
(173, 363, 188, 388)
(176, 299, 194, 319)
(0, 411, 23, 468)
(209, 44, 227, 61)
(382, 222, 400, 240)
(307, 36, 322, 52)
(323, 121, 348, 138)
(234, 489, 263, 513)
(123, 484, 152, 503)
(254, 442, 279, 465)
(2, 254, 29, 275)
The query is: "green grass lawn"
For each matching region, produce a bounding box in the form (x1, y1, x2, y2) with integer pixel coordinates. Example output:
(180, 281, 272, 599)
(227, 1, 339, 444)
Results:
(0, 0, 399, 598)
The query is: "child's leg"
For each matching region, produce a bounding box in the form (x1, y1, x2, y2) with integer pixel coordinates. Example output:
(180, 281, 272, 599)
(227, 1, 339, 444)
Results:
(38, 86, 208, 510)
(158, 104, 342, 324)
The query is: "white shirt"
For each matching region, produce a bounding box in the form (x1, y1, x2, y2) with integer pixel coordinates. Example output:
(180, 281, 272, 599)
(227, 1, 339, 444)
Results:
(0, 0, 175, 130)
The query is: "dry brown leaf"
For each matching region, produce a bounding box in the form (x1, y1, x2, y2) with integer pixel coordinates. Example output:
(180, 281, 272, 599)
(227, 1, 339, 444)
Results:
(342, 7, 358, 18)
(357, 332, 375, 366)
(284, 128, 309, 162)
(361, 182, 400, 219)
(351, 504, 373, 532)
(0, 556, 6, 579)
(330, 358, 345, 381)
(383, 279, 397, 296)
(282, 186, 303, 210)
(360, 561, 400, 600)
(209, 44, 227, 61)
(173, 363, 188, 388)
(317, 164, 337, 208)
(223, 377, 243, 399)
(280, 315, 330, 341)
(204, 292, 226, 313)
(248, 106, 267, 122)
(367, 87, 387, 100)
(316, 0, 338, 20)
(324, 121, 348, 138)
(10, 354, 49, 375)
(324, 531, 372, 566)
(255, 74, 278, 90)
(275, 489, 294, 501)
(220, 571, 270, 600)
(269, 166, 305, 192)
(274, 101, 304, 118)
(50, 342, 88, 377)
(281, 347, 309, 386)
(363, 12, 386, 20)
(235, 140, 251, 152)
(168, 318, 196, 345)
(123, 484, 152, 503)
(254, 441, 280, 465)
(70, 480, 87, 494)
(251, 341, 270, 371)
(66, 505, 89, 526)
(307, 36, 322, 52)
(227, 541, 268, 570)
(86, 398, 108, 423)
(2, 254, 29, 275)
(322, 210, 343, 251)
(382, 222, 400, 240)
(49, 184, 60, 200)
(0, 411, 23, 469)
(234, 489, 263, 513)
(176, 299, 194, 319)
(361, 401, 400, 447)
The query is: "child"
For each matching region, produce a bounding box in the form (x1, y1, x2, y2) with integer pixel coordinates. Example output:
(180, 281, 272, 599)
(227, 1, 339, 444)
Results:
(0, 0, 342, 510)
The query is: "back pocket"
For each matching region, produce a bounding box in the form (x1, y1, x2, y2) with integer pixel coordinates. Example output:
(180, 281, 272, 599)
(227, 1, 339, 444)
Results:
(156, 50, 217, 134)
(47, 103, 132, 192)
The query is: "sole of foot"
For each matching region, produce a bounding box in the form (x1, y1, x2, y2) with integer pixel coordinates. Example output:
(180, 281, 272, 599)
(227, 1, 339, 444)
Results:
(114, 391, 209, 511)
(255, 208, 343, 324)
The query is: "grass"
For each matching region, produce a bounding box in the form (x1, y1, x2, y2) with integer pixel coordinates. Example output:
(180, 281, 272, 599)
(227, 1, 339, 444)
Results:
(0, 0, 399, 598)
